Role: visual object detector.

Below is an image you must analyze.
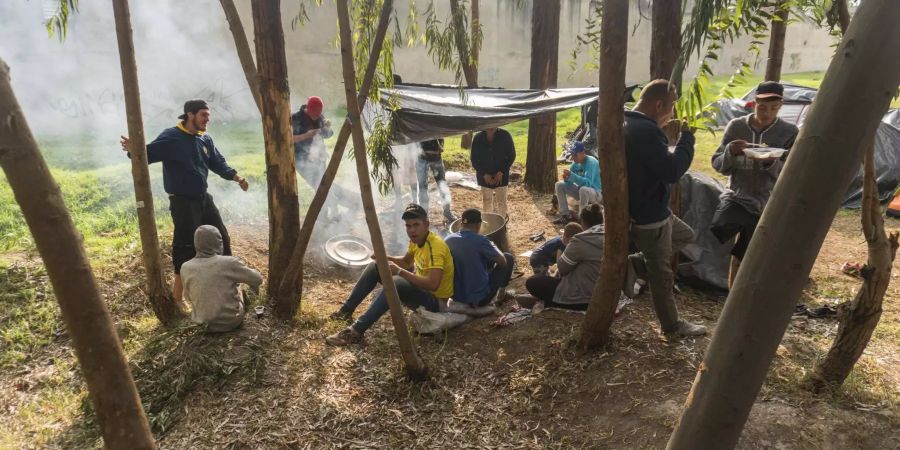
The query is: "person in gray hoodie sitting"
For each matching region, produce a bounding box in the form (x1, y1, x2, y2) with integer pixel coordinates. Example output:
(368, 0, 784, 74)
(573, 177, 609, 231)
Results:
(181, 225, 263, 332)
(515, 203, 605, 310)
(710, 81, 799, 287)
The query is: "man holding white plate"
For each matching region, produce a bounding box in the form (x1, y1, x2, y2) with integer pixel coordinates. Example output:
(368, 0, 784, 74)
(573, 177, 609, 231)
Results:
(710, 81, 800, 288)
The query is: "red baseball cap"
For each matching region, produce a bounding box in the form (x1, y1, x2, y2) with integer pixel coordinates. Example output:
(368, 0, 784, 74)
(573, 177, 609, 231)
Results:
(306, 96, 324, 117)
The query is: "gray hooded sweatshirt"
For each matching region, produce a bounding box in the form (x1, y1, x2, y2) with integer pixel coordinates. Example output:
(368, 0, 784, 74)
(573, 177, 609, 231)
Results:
(711, 115, 799, 216)
(553, 224, 604, 305)
(181, 225, 263, 332)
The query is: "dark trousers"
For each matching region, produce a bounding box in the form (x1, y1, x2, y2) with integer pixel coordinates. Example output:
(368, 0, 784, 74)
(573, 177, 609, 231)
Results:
(169, 193, 231, 274)
(524, 275, 589, 311)
(710, 202, 759, 260)
(472, 253, 515, 306)
(339, 262, 441, 333)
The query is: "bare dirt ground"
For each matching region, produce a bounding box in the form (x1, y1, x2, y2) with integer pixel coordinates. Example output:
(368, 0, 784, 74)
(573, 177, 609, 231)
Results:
(3, 176, 900, 449)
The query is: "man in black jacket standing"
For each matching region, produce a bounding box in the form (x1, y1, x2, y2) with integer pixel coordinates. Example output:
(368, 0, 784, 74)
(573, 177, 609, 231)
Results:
(121, 99, 249, 302)
(624, 80, 706, 341)
(471, 127, 516, 217)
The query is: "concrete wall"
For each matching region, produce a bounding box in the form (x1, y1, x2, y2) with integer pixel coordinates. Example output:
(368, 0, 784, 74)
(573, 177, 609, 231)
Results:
(1, 0, 837, 136)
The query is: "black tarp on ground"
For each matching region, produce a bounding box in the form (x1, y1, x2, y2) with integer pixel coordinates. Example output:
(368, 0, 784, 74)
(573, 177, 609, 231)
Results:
(708, 84, 900, 207)
(677, 171, 731, 291)
(375, 83, 639, 144)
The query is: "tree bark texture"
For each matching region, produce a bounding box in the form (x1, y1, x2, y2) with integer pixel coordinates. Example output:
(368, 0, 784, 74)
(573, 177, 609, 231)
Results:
(524, 0, 561, 194)
(251, 0, 301, 319)
(650, 0, 682, 82)
(220, 0, 263, 114)
(277, 0, 393, 306)
(450, 0, 478, 149)
(0, 57, 156, 450)
(807, 141, 899, 391)
(765, 3, 789, 82)
(578, 0, 629, 351)
(112, 0, 184, 326)
(667, 1, 900, 448)
(336, 0, 428, 380)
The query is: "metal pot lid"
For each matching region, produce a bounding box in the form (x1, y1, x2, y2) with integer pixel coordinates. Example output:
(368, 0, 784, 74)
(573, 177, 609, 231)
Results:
(324, 235, 373, 267)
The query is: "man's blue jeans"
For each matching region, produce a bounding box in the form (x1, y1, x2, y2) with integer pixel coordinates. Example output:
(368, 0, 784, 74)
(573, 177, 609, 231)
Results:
(416, 157, 454, 220)
(475, 252, 515, 306)
(338, 262, 441, 333)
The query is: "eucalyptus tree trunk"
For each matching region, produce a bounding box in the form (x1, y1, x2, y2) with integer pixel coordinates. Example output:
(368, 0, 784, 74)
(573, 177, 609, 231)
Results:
(578, 0, 629, 351)
(650, 0, 682, 83)
(112, 0, 184, 326)
(0, 57, 156, 450)
(450, 0, 478, 149)
(524, 0, 560, 194)
(765, 2, 789, 82)
(667, 1, 900, 447)
(220, 0, 262, 114)
(336, 0, 428, 380)
(806, 141, 899, 391)
(277, 0, 394, 311)
(251, 0, 301, 319)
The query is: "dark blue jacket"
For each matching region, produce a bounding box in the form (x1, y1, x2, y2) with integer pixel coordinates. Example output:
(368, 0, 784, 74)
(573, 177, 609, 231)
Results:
(529, 236, 566, 269)
(624, 111, 694, 225)
(471, 128, 516, 187)
(146, 125, 237, 198)
(291, 105, 334, 160)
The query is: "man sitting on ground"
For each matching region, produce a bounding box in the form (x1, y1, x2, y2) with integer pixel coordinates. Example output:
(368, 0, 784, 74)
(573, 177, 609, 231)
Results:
(181, 225, 263, 333)
(326, 204, 455, 346)
(554, 141, 601, 224)
(444, 209, 515, 315)
(530, 222, 584, 276)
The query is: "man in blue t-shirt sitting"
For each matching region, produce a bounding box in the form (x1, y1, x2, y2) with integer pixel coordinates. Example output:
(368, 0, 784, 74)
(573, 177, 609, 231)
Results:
(444, 209, 514, 314)
(554, 141, 602, 224)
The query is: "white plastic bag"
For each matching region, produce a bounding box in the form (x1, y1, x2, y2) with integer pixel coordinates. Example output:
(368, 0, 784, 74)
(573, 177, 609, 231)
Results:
(409, 307, 470, 334)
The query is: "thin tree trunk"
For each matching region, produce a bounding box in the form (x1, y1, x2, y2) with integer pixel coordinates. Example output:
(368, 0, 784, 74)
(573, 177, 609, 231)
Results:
(277, 0, 393, 307)
(667, 1, 900, 447)
(220, 0, 263, 114)
(806, 142, 899, 391)
(251, 0, 301, 319)
(112, 0, 184, 326)
(650, 0, 682, 81)
(336, 0, 428, 380)
(832, 0, 851, 35)
(450, 0, 478, 149)
(652, 0, 684, 267)
(0, 58, 156, 450)
(578, 0, 629, 351)
(524, 0, 560, 194)
(765, 2, 789, 82)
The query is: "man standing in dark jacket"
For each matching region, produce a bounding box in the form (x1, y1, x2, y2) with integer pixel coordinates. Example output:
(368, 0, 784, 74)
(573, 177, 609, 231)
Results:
(624, 80, 706, 341)
(471, 127, 516, 217)
(120, 99, 249, 302)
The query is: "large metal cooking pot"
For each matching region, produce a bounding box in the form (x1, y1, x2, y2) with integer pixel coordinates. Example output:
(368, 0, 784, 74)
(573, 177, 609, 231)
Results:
(449, 212, 510, 253)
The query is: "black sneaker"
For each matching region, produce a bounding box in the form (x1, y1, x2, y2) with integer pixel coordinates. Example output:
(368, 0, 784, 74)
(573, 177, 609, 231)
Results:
(325, 327, 363, 346)
(329, 310, 353, 324)
(552, 213, 573, 225)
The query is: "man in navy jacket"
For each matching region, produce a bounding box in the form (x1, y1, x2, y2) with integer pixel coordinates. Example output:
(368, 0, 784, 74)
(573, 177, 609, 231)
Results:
(624, 80, 706, 341)
(121, 99, 248, 302)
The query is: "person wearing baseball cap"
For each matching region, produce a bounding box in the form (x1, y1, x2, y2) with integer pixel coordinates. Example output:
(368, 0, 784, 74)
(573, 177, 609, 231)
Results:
(710, 80, 799, 288)
(120, 99, 249, 302)
(291, 96, 333, 185)
(553, 140, 602, 224)
(444, 208, 514, 314)
(326, 203, 455, 346)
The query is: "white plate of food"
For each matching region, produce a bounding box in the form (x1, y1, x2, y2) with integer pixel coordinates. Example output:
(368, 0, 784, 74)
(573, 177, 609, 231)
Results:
(742, 147, 787, 159)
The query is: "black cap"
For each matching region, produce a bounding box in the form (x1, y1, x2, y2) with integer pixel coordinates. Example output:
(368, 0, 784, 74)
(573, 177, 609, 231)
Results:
(178, 99, 210, 120)
(755, 81, 784, 100)
(460, 208, 482, 224)
(401, 203, 428, 220)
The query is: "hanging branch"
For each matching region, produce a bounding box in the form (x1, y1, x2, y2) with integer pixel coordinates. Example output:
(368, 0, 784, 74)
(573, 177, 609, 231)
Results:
(45, 0, 79, 41)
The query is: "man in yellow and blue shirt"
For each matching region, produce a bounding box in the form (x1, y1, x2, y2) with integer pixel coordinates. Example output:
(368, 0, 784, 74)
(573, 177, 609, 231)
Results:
(326, 204, 454, 346)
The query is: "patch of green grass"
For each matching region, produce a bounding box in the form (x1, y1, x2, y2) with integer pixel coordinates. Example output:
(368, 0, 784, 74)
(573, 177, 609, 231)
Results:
(0, 264, 58, 369)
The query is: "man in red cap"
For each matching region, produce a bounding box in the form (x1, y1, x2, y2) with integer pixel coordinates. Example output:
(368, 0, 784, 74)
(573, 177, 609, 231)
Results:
(291, 96, 333, 187)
